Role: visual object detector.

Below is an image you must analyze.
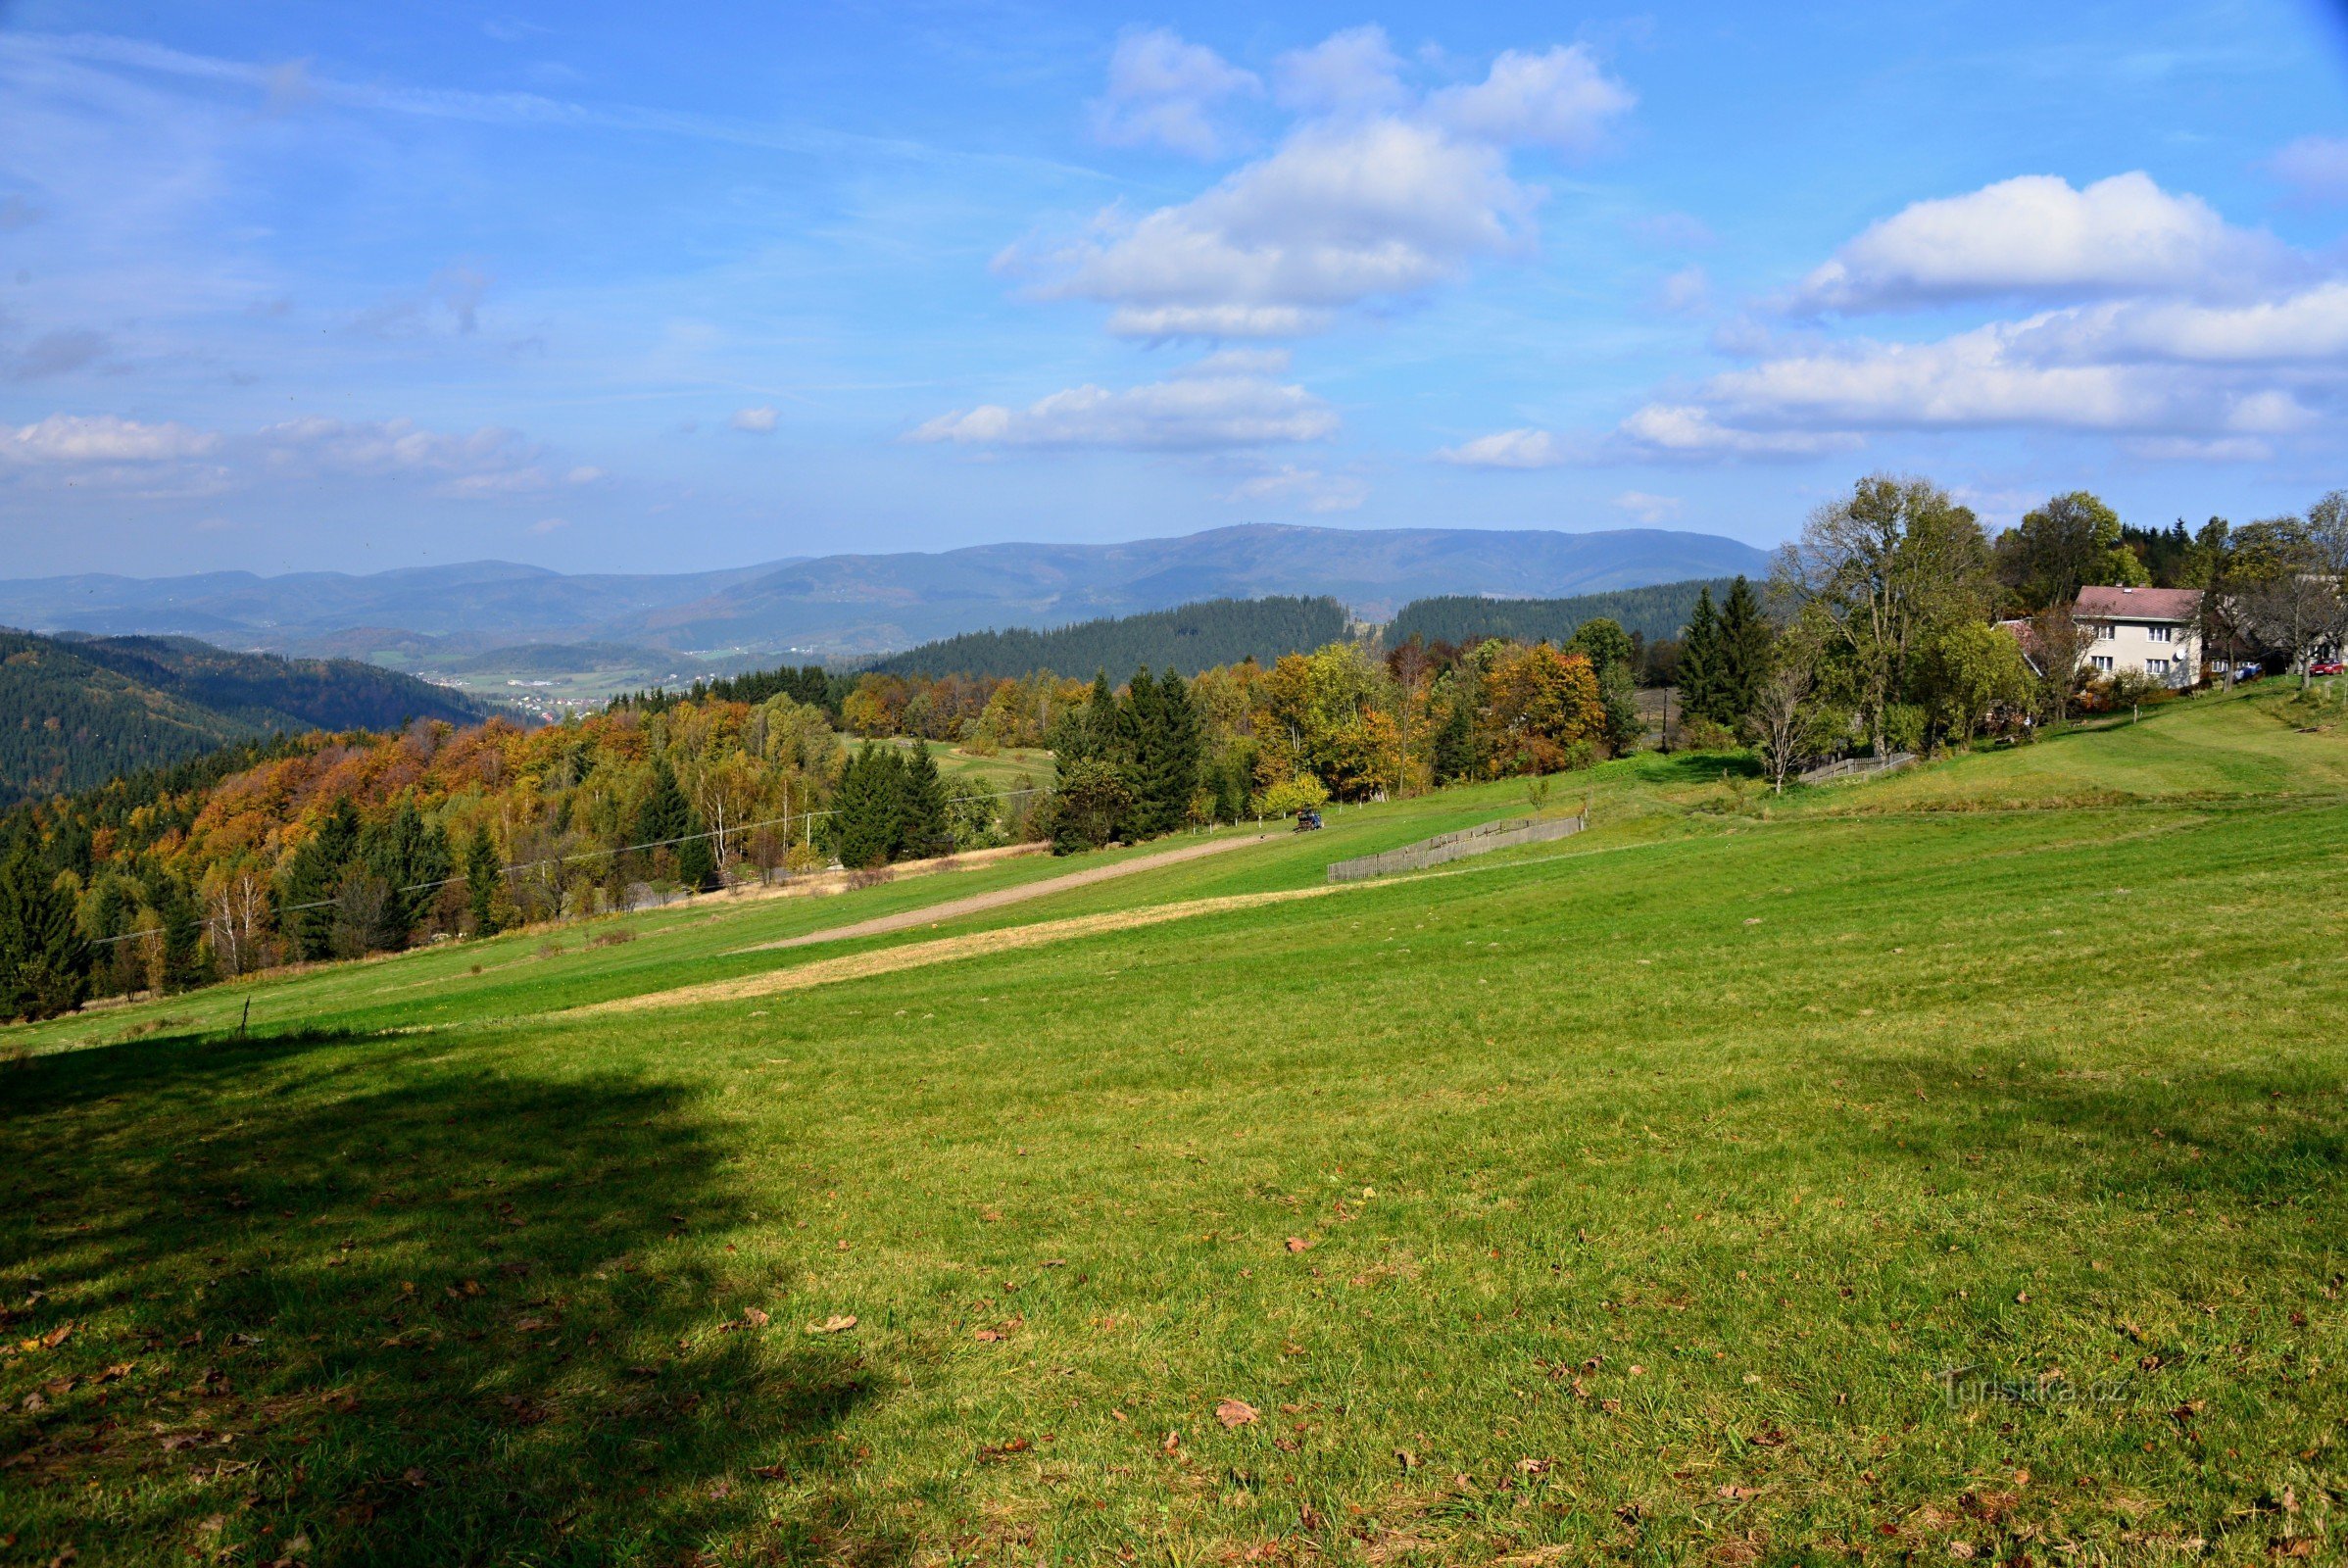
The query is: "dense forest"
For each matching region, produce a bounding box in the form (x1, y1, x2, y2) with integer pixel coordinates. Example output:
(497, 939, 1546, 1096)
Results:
(1388, 579, 1733, 648)
(1, 630, 483, 808)
(868, 595, 1349, 680)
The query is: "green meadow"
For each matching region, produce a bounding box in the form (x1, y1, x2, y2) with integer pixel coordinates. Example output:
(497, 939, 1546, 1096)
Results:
(6, 685, 2347, 1565)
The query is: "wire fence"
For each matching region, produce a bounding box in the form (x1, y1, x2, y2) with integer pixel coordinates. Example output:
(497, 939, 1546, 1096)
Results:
(1326, 812, 1587, 883)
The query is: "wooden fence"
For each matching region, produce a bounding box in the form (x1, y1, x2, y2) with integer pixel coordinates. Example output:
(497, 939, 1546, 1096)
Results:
(1796, 751, 1917, 786)
(1326, 812, 1587, 884)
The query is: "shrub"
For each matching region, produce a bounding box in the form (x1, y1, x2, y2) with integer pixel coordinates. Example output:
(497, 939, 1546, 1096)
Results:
(1257, 773, 1330, 819)
(588, 928, 637, 948)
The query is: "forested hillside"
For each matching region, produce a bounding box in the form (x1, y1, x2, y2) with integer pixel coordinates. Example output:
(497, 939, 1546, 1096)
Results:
(1388, 578, 1733, 647)
(0, 629, 485, 807)
(869, 595, 1349, 679)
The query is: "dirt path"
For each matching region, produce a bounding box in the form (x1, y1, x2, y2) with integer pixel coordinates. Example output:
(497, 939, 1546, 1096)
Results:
(732, 831, 1280, 955)
(571, 881, 1342, 1016)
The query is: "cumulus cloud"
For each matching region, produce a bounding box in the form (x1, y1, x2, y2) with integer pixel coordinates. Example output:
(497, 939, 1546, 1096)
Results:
(1023, 118, 1534, 338)
(1788, 172, 2287, 314)
(1605, 171, 2348, 466)
(2270, 135, 2348, 204)
(1031, 27, 1634, 339)
(1617, 404, 1860, 459)
(1273, 26, 1407, 116)
(1090, 28, 1260, 158)
(909, 352, 1336, 451)
(1426, 44, 1635, 155)
(1435, 427, 1563, 468)
(1219, 464, 1368, 513)
(730, 406, 780, 432)
(1653, 265, 1710, 316)
(258, 416, 560, 495)
(0, 413, 218, 464)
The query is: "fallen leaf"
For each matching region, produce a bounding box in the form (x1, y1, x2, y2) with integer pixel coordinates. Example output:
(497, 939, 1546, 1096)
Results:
(1161, 1430, 1181, 1453)
(1517, 1457, 1552, 1476)
(1216, 1399, 1259, 1429)
(806, 1314, 857, 1335)
(977, 1437, 1032, 1463)
(1284, 1237, 1312, 1253)
(742, 1306, 770, 1328)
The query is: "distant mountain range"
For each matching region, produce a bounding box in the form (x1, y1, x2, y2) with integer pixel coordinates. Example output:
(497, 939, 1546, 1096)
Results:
(0, 525, 1771, 662)
(0, 630, 486, 807)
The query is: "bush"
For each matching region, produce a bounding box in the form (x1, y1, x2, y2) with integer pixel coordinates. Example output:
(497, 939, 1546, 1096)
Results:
(1673, 712, 1737, 751)
(588, 927, 637, 948)
(1256, 773, 1330, 819)
(847, 866, 896, 890)
(1881, 703, 1927, 756)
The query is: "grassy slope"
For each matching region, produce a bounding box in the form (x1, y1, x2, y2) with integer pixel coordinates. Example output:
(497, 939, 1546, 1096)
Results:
(6, 688, 2348, 1565)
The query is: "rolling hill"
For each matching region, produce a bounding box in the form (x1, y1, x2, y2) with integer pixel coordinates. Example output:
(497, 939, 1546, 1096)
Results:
(0, 628, 487, 806)
(1387, 577, 1739, 647)
(6, 687, 2346, 1561)
(868, 595, 1351, 678)
(0, 525, 1770, 661)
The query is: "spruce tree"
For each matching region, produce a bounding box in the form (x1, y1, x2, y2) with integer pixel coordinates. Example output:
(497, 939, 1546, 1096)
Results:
(675, 818, 720, 891)
(1715, 576, 1774, 724)
(465, 825, 506, 936)
(360, 801, 452, 942)
(835, 743, 903, 869)
(634, 760, 692, 854)
(0, 844, 89, 1022)
(1134, 669, 1203, 835)
(157, 876, 211, 994)
(899, 743, 953, 859)
(1678, 587, 1725, 725)
(282, 797, 361, 961)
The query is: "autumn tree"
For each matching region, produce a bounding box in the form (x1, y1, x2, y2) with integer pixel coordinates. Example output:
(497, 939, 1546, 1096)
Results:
(1479, 644, 1606, 774)
(1772, 474, 1996, 756)
(1994, 491, 2146, 610)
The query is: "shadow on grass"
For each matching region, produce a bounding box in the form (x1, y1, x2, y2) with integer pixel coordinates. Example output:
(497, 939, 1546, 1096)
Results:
(0, 1029, 907, 1566)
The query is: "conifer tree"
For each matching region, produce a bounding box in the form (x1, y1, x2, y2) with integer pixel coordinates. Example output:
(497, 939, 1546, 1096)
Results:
(1678, 587, 1725, 725)
(1134, 668, 1203, 834)
(361, 800, 452, 942)
(465, 825, 507, 936)
(156, 875, 212, 993)
(634, 760, 692, 854)
(899, 742, 953, 859)
(281, 797, 361, 961)
(0, 844, 89, 1021)
(834, 742, 903, 869)
(1714, 576, 1774, 724)
(675, 818, 720, 891)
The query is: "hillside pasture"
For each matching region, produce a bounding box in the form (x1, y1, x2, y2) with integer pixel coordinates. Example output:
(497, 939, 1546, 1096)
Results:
(4, 688, 2347, 1565)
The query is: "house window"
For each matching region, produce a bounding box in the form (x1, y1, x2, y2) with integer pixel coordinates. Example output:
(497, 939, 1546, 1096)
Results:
(2092, 656, 2114, 672)
(2147, 659, 2171, 675)
(2148, 624, 2173, 643)
(2098, 622, 2116, 641)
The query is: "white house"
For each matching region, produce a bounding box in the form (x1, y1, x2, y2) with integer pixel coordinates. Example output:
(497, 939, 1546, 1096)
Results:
(2074, 585, 2203, 686)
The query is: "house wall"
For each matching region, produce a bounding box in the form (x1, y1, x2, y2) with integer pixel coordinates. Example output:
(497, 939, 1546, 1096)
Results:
(2083, 617, 2200, 685)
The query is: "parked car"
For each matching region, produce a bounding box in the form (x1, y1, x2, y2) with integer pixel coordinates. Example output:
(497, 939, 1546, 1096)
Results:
(2311, 661, 2345, 677)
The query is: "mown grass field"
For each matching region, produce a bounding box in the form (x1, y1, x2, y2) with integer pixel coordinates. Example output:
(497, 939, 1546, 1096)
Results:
(5, 686, 2347, 1565)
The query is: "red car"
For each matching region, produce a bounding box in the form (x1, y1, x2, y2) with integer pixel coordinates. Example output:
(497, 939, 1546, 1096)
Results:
(2312, 661, 2345, 677)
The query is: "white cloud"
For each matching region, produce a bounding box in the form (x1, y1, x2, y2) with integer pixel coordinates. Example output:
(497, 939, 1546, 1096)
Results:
(730, 406, 779, 432)
(909, 353, 1337, 451)
(2270, 135, 2348, 204)
(1219, 464, 1368, 513)
(1426, 44, 1634, 156)
(1091, 28, 1260, 159)
(1614, 490, 1683, 523)
(1025, 117, 1533, 337)
(530, 515, 568, 534)
(1617, 404, 1859, 459)
(1016, 28, 1634, 339)
(2013, 281, 2348, 365)
(1435, 427, 1562, 468)
(1604, 171, 2348, 464)
(260, 415, 539, 476)
(564, 465, 606, 483)
(1789, 172, 2286, 313)
(1273, 26, 1406, 116)
(0, 412, 216, 464)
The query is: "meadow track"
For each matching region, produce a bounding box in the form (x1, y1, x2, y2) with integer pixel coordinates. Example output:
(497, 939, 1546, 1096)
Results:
(733, 829, 1279, 953)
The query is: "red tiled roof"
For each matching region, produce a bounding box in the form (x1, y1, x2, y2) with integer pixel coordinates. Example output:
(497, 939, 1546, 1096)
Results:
(2075, 585, 2202, 620)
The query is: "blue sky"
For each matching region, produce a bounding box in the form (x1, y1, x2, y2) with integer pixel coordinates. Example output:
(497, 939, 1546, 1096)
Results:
(2, 0, 2346, 577)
